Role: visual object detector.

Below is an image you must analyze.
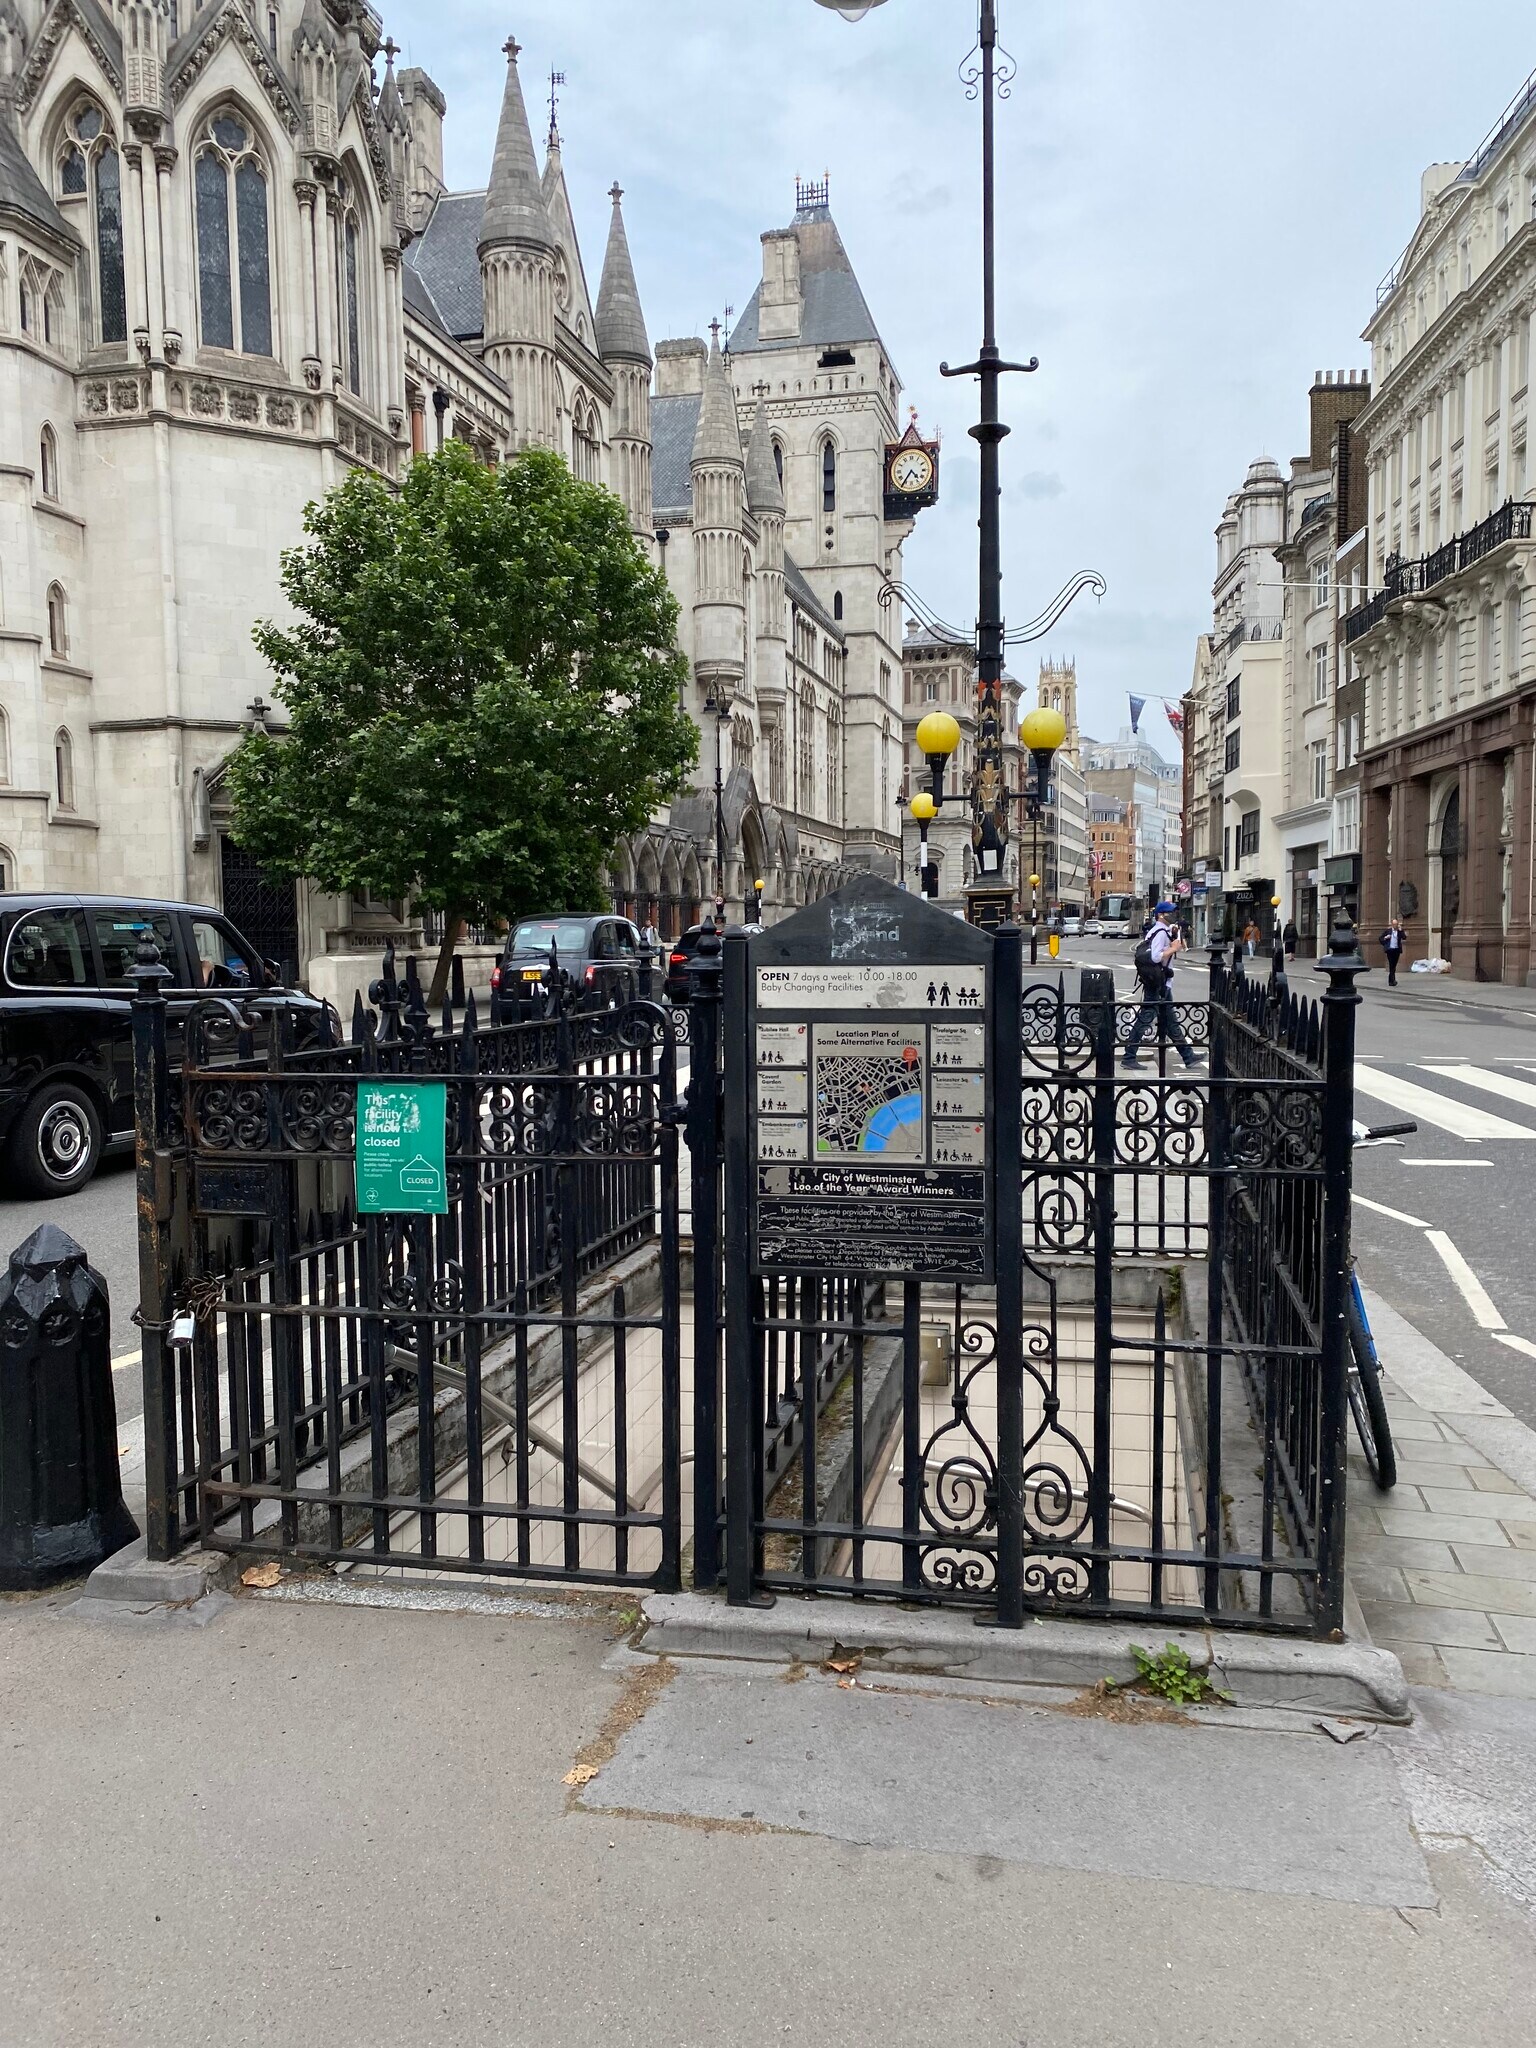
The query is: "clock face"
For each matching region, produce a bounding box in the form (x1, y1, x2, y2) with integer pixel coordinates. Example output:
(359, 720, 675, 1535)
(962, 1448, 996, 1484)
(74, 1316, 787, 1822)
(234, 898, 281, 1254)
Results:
(890, 446, 935, 494)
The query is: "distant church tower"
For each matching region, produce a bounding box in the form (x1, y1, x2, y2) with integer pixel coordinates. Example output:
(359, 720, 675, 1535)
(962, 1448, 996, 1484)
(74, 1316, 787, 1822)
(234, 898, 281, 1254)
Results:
(478, 38, 558, 448)
(1038, 660, 1081, 770)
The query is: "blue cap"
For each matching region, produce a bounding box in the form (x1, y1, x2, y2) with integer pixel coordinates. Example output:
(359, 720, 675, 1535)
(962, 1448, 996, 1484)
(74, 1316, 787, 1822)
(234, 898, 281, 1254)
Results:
(1155, 900, 1176, 914)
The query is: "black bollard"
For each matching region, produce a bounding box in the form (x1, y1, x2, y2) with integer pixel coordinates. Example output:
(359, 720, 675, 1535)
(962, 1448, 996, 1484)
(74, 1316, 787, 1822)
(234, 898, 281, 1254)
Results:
(0, 1225, 139, 1589)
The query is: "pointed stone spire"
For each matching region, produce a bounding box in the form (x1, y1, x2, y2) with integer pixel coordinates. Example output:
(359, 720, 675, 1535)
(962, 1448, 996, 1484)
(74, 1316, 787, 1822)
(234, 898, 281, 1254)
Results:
(595, 182, 651, 366)
(480, 36, 555, 254)
(745, 395, 783, 516)
(378, 37, 405, 131)
(692, 328, 743, 468)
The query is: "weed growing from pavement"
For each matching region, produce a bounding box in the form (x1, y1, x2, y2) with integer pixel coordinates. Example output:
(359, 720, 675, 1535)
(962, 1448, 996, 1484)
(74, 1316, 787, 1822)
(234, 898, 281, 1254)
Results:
(1106, 1642, 1232, 1706)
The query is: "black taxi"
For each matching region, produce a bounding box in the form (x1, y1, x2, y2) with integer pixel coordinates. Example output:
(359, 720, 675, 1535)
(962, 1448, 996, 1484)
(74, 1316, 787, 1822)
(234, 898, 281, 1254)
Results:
(0, 894, 335, 1197)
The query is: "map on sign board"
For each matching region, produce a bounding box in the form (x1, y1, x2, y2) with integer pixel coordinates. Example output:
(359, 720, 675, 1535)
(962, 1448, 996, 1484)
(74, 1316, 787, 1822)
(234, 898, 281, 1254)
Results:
(813, 1024, 924, 1163)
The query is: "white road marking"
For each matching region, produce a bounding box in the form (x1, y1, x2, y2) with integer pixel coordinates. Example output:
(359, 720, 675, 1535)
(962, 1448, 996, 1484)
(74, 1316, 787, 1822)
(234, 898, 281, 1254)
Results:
(1355, 1194, 1431, 1228)
(1352, 1067, 1536, 1141)
(1417, 1062, 1536, 1114)
(1492, 1331, 1536, 1360)
(1398, 1159, 1492, 1167)
(111, 1351, 139, 1372)
(1426, 1230, 1507, 1331)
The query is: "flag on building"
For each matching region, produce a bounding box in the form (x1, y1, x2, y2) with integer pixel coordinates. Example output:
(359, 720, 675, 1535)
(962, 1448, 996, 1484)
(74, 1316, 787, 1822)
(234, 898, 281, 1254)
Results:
(1128, 695, 1146, 732)
(1164, 702, 1185, 736)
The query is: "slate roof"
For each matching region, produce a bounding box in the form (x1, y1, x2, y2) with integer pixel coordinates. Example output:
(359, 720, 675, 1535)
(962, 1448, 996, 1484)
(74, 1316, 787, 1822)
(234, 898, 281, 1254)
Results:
(404, 191, 488, 340)
(0, 116, 75, 243)
(727, 202, 881, 353)
(651, 391, 702, 511)
(785, 556, 844, 642)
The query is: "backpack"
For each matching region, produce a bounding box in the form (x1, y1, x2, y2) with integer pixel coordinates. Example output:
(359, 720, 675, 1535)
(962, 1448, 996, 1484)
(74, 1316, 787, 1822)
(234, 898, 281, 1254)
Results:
(1134, 934, 1163, 989)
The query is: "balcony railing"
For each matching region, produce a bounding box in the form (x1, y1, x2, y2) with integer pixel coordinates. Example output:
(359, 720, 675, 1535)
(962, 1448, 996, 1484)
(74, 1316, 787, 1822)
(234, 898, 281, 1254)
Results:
(1341, 499, 1536, 642)
(1221, 616, 1284, 654)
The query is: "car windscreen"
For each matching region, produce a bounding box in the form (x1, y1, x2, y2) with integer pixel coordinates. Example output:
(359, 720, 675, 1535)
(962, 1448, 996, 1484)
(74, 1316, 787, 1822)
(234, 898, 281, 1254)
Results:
(508, 920, 591, 958)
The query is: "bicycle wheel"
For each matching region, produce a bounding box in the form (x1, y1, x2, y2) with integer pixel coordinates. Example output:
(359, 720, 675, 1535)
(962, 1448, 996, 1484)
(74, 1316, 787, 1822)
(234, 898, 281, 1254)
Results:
(1346, 1281, 1397, 1490)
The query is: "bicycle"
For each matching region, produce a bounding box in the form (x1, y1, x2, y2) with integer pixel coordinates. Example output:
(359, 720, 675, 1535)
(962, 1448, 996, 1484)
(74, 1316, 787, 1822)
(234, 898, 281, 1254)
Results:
(1345, 1120, 1417, 1490)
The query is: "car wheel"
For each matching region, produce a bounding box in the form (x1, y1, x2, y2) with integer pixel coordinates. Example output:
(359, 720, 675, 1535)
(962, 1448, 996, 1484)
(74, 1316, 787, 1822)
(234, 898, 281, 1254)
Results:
(6, 1082, 103, 1199)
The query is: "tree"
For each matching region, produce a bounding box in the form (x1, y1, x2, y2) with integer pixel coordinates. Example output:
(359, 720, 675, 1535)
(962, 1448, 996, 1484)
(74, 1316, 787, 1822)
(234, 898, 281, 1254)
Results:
(229, 442, 697, 1002)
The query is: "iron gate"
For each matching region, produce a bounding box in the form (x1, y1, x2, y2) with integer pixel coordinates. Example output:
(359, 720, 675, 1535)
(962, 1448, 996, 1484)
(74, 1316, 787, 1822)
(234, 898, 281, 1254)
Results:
(132, 906, 1361, 1637)
(134, 945, 685, 1587)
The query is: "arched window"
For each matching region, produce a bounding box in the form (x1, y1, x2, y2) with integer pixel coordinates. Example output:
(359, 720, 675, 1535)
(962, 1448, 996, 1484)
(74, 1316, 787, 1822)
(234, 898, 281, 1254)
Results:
(833, 590, 844, 622)
(59, 101, 126, 344)
(821, 437, 837, 514)
(572, 399, 601, 483)
(337, 180, 364, 396)
(772, 439, 784, 487)
(39, 425, 58, 499)
(54, 728, 75, 812)
(0, 845, 13, 892)
(46, 583, 68, 658)
(195, 111, 272, 355)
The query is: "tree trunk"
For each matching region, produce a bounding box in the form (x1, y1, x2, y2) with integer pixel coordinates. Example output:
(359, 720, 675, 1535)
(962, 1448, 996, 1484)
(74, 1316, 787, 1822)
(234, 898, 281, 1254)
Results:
(428, 912, 463, 1011)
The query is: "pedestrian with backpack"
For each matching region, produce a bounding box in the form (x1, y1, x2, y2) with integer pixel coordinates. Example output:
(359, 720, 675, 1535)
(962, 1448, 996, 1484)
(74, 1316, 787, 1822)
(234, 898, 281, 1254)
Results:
(1123, 901, 1203, 1071)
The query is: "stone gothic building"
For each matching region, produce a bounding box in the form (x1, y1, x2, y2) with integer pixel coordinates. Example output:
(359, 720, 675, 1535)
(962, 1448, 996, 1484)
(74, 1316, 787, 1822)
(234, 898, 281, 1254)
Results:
(0, 3, 913, 996)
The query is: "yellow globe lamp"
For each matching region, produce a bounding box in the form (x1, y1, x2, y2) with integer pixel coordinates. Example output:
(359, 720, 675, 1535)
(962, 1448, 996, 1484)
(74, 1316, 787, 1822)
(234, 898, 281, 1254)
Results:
(909, 791, 937, 823)
(1270, 895, 1282, 909)
(914, 710, 961, 761)
(1020, 706, 1068, 754)
(1028, 874, 1042, 890)
(914, 709, 961, 811)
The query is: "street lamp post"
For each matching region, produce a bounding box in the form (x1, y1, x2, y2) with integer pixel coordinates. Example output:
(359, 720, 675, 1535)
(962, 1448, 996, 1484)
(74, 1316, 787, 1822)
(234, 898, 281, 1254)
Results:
(1019, 704, 1067, 965)
(910, 790, 937, 895)
(704, 684, 733, 926)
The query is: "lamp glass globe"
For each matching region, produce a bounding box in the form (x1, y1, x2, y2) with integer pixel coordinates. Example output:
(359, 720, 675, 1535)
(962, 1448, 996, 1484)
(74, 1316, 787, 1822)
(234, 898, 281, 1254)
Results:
(914, 710, 961, 759)
(1020, 706, 1068, 754)
(909, 792, 937, 823)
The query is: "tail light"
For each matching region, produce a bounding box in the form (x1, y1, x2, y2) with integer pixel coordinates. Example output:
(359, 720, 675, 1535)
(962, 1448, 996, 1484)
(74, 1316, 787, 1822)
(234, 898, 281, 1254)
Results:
(584, 964, 597, 984)
(669, 951, 687, 967)
(490, 964, 502, 989)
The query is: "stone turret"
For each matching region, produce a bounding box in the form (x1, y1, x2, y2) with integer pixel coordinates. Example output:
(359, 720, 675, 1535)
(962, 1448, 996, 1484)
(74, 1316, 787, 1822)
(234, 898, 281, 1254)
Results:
(690, 333, 748, 714)
(596, 183, 652, 536)
(121, 1, 170, 127)
(478, 37, 557, 448)
(745, 395, 786, 735)
(377, 39, 411, 240)
(293, 0, 340, 159)
(397, 65, 446, 232)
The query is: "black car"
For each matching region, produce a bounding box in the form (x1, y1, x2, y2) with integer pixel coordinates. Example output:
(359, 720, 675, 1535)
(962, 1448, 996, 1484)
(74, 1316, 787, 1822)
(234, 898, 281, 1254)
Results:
(490, 915, 647, 1010)
(664, 924, 716, 1006)
(0, 894, 336, 1198)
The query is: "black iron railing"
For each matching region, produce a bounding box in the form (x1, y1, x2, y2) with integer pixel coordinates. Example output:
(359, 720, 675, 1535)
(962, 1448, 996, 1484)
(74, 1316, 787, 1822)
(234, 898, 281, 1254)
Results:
(133, 942, 682, 1584)
(1343, 499, 1536, 641)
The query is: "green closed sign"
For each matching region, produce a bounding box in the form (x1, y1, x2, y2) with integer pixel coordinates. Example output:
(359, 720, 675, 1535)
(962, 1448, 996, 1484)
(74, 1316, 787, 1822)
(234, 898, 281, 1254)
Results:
(355, 1079, 449, 1216)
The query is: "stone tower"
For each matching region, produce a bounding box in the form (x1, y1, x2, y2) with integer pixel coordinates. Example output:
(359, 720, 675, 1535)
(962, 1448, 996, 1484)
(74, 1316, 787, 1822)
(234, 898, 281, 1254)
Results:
(596, 183, 653, 537)
(478, 37, 558, 449)
(1038, 659, 1080, 770)
(690, 332, 748, 717)
(745, 393, 786, 741)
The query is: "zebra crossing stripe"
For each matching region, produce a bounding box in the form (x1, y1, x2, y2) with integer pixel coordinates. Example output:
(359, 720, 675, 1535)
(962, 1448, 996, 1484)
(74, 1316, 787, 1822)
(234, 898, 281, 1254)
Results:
(1417, 1063, 1536, 1116)
(1352, 1067, 1536, 1141)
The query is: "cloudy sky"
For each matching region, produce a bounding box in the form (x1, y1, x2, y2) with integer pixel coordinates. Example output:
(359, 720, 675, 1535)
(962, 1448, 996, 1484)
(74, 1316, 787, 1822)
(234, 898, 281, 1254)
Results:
(385, 0, 1535, 752)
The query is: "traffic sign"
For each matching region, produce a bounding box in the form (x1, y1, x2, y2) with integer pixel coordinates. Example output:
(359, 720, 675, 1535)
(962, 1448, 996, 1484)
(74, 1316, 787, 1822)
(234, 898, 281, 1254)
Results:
(356, 1079, 449, 1216)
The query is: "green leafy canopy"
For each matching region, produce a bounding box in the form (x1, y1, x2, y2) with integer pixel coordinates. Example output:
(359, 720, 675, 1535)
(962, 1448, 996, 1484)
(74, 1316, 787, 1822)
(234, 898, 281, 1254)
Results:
(229, 442, 697, 927)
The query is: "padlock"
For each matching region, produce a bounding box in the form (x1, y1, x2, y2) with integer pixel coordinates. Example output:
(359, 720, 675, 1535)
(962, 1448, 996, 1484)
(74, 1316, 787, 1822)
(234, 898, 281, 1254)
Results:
(168, 1311, 197, 1350)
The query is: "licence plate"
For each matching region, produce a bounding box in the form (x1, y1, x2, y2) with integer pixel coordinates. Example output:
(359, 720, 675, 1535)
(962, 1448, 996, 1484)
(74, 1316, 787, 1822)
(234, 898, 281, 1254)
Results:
(521, 968, 544, 982)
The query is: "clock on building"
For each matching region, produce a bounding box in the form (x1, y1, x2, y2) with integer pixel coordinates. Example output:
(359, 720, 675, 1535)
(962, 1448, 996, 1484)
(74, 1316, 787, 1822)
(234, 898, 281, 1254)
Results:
(884, 415, 940, 520)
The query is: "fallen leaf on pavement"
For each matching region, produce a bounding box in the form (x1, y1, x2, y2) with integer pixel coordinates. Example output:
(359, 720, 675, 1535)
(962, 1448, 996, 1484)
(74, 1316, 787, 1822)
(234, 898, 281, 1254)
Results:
(563, 1763, 600, 1786)
(825, 1655, 861, 1674)
(240, 1562, 282, 1589)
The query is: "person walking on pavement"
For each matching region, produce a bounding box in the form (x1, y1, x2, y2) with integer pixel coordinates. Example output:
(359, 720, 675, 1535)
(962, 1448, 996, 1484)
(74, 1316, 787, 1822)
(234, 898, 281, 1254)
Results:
(1123, 902, 1203, 1071)
(1242, 919, 1260, 958)
(1283, 918, 1298, 959)
(639, 918, 661, 953)
(1380, 917, 1406, 987)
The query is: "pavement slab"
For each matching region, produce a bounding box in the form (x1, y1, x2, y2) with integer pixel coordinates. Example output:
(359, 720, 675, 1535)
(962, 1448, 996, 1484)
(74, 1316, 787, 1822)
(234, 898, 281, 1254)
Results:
(594, 1658, 1434, 1909)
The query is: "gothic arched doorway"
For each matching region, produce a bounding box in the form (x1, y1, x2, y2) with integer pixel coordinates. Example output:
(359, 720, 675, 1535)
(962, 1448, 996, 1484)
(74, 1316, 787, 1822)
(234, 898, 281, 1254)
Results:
(1438, 785, 1461, 958)
(220, 835, 300, 985)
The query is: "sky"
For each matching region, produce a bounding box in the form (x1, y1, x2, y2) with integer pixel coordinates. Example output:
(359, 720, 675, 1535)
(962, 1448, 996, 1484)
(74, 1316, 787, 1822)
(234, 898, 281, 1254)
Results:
(383, 0, 1536, 753)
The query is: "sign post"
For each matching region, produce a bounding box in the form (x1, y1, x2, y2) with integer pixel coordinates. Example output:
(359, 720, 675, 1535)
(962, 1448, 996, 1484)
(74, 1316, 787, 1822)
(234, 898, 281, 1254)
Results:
(355, 1078, 450, 1216)
(742, 880, 995, 1282)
